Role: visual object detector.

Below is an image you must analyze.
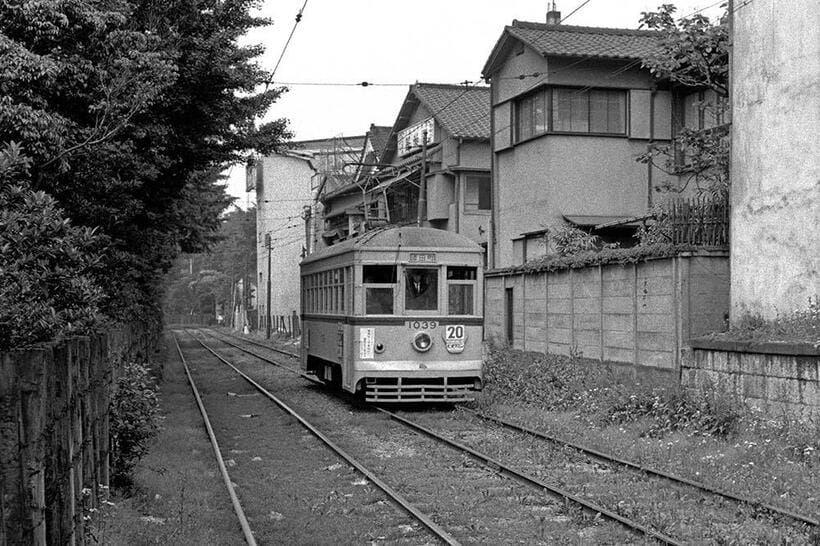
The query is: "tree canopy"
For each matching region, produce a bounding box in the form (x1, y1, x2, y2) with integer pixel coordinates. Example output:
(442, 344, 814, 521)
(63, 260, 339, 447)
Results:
(0, 0, 289, 348)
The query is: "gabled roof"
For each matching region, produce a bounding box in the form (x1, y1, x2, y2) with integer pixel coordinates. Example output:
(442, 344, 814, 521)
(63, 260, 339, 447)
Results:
(411, 83, 490, 140)
(381, 83, 490, 164)
(483, 21, 660, 77)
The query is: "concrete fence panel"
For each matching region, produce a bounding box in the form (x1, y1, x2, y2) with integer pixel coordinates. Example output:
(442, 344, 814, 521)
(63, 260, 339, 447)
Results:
(485, 252, 730, 377)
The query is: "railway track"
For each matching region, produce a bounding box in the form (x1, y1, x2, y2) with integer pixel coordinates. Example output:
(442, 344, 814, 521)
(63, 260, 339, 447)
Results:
(201, 328, 819, 543)
(191, 329, 681, 543)
(173, 329, 460, 545)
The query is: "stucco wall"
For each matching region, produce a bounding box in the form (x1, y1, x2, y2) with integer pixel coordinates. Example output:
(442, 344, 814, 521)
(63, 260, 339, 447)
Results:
(256, 155, 314, 328)
(494, 135, 675, 267)
(485, 254, 730, 373)
(489, 47, 679, 268)
(730, 0, 820, 320)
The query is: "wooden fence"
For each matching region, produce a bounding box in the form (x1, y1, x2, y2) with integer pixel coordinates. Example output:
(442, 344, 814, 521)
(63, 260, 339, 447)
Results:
(668, 196, 729, 246)
(0, 328, 153, 545)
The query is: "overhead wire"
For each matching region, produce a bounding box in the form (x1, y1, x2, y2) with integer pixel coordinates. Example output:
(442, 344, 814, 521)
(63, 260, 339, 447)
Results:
(258, 0, 731, 221)
(559, 0, 594, 23)
(267, 0, 309, 85)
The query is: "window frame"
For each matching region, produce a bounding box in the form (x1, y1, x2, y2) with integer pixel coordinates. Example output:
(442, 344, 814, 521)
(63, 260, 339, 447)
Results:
(403, 266, 440, 315)
(514, 86, 628, 143)
(463, 173, 492, 213)
(362, 264, 397, 316)
(445, 266, 478, 316)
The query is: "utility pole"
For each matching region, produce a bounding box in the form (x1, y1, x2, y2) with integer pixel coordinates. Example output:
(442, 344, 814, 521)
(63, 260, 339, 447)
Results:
(416, 129, 428, 227)
(265, 233, 272, 339)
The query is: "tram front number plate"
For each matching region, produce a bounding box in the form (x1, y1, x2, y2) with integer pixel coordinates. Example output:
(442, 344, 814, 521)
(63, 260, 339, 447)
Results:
(444, 324, 466, 353)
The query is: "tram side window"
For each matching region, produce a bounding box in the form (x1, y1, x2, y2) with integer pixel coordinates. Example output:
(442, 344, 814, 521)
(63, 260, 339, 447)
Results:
(363, 265, 396, 315)
(405, 268, 438, 311)
(447, 266, 476, 315)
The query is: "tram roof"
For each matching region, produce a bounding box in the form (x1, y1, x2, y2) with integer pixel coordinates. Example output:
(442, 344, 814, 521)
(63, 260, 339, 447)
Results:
(302, 226, 481, 265)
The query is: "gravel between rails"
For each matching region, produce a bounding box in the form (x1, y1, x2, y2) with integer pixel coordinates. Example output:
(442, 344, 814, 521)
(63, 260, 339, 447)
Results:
(194, 330, 655, 545)
(176, 334, 430, 544)
(391, 408, 817, 545)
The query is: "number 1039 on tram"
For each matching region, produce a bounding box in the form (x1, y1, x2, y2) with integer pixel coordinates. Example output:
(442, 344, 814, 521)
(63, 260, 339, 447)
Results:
(300, 226, 484, 402)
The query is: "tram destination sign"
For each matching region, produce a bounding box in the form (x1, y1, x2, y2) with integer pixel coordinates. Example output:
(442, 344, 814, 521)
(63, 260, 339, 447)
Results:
(408, 252, 436, 264)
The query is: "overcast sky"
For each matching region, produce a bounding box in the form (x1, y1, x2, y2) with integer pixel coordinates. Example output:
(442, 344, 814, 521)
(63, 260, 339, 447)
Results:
(225, 0, 725, 205)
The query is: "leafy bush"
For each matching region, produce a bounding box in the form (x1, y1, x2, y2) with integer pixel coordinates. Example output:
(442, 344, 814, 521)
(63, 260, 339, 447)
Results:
(0, 149, 105, 349)
(110, 362, 160, 487)
(550, 224, 609, 256)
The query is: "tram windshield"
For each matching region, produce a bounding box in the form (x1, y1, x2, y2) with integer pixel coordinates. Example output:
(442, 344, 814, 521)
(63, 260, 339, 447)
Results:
(447, 266, 476, 315)
(363, 265, 396, 314)
(405, 268, 438, 311)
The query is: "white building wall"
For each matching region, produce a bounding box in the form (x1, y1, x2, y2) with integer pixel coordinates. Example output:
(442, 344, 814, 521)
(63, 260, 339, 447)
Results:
(730, 0, 820, 320)
(256, 154, 314, 330)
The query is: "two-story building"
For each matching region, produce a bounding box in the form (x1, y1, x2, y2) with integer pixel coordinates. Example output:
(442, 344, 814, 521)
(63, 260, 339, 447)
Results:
(249, 135, 364, 334)
(482, 18, 687, 268)
(306, 83, 493, 263)
(374, 83, 492, 259)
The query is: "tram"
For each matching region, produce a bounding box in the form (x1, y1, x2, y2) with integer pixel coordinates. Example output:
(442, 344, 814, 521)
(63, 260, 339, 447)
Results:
(300, 226, 484, 402)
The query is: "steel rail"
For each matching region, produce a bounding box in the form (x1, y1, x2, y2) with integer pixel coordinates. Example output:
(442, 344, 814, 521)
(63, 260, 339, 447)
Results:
(171, 333, 258, 546)
(207, 328, 820, 530)
(203, 328, 299, 359)
(461, 408, 820, 528)
(193, 330, 683, 543)
(196, 329, 306, 377)
(185, 331, 462, 546)
(191, 332, 768, 544)
(375, 408, 683, 546)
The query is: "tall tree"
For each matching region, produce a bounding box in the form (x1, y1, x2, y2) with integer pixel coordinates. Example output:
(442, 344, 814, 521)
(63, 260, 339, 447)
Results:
(638, 4, 730, 199)
(0, 0, 289, 344)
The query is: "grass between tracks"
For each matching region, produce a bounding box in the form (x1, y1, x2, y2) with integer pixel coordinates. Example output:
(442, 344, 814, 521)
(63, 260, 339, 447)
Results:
(471, 347, 820, 537)
(88, 336, 242, 545)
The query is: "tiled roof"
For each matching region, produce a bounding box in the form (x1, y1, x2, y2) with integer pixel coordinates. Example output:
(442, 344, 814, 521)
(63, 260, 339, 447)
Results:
(367, 124, 392, 158)
(507, 21, 660, 61)
(412, 83, 490, 139)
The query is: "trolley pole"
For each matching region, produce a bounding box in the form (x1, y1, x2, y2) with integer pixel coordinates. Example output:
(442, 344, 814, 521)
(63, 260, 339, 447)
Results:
(416, 129, 427, 227)
(265, 233, 272, 339)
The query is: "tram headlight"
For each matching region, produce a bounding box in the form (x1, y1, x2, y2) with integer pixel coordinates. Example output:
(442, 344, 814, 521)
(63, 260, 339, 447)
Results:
(374, 342, 385, 354)
(412, 332, 432, 352)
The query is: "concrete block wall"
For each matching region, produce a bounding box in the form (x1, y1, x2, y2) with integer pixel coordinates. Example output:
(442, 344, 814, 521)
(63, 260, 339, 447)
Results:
(484, 253, 730, 374)
(683, 340, 820, 420)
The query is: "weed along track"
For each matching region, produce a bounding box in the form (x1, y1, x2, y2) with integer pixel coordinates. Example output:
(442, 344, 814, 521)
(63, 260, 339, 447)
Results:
(197, 328, 820, 544)
(187, 329, 656, 543)
(388, 408, 818, 544)
(460, 408, 820, 529)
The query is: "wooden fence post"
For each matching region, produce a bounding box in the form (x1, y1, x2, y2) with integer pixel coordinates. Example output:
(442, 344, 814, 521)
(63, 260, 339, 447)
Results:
(0, 352, 22, 546)
(17, 349, 48, 546)
(72, 339, 87, 545)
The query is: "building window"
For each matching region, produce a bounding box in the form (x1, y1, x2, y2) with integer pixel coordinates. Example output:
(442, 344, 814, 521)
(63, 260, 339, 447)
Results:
(515, 87, 627, 142)
(464, 174, 491, 211)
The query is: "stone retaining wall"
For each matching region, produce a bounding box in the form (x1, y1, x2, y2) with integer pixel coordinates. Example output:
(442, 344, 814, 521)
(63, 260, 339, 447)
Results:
(683, 338, 820, 420)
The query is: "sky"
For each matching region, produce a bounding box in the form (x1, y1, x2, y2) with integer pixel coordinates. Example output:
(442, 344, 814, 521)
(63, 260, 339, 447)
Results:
(225, 0, 725, 205)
